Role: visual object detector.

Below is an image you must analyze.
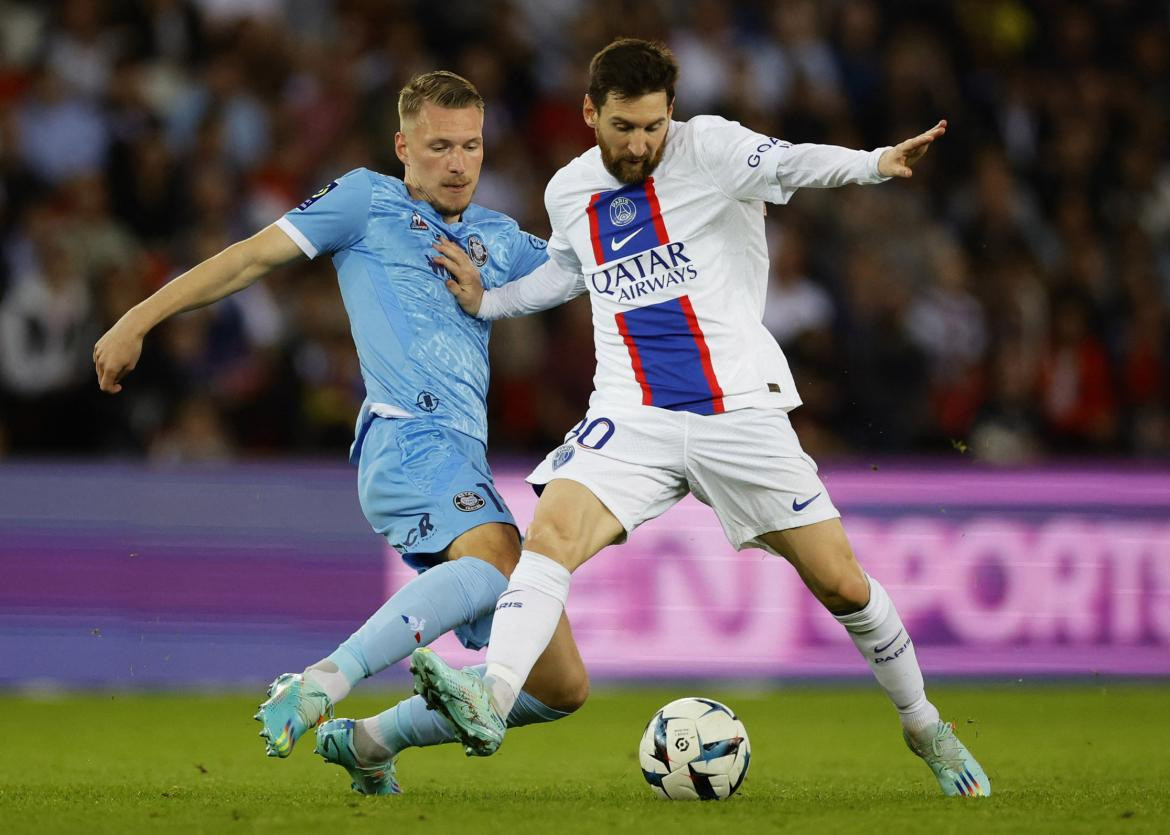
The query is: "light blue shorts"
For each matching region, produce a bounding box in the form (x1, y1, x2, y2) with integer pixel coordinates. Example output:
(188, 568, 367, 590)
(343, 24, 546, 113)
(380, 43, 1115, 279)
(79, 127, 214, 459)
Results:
(354, 416, 516, 649)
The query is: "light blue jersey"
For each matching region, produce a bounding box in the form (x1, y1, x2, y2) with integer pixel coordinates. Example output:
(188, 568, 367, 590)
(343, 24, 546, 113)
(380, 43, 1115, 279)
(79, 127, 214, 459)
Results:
(276, 168, 549, 451)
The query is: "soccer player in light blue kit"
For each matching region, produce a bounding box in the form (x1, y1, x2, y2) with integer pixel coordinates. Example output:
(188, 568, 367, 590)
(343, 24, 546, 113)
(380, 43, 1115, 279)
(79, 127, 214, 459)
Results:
(93, 72, 589, 795)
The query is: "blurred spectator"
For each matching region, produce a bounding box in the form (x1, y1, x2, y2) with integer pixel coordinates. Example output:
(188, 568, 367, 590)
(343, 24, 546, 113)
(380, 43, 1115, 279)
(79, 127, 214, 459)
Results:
(167, 50, 269, 169)
(905, 235, 987, 439)
(0, 235, 95, 450)
(148, 393, 233, 462)
(119, 0, 206, 67)
(1039, 291, 1118, 451)
(15, 66, 109, 184)
(763, 223, 835, 347)
(838, 247, 928, 451)
(1118, 277, 1169, 455)
(43, 0, 120, 99)
(62, 173, 139, 278)
(0, 235, 90, 391)
(970, 339, 1043, 465)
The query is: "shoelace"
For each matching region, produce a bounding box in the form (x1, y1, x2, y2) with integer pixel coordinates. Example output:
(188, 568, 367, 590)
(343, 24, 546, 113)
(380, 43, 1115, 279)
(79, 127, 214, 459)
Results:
(926, 723, 969, 773)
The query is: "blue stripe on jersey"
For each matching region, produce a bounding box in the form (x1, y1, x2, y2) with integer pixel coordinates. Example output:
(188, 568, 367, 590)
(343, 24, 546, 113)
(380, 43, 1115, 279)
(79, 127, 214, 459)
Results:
(588, 178, 669, 264)
(615, 297, 721, 415)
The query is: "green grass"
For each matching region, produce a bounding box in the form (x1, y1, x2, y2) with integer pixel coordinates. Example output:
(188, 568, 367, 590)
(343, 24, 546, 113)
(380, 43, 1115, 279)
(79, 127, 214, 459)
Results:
(0, 683, 1166, 834)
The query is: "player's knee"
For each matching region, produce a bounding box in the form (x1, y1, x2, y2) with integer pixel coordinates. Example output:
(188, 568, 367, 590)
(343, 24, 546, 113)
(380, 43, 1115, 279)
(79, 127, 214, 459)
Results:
(446, 523, 521, 574)
(547, 667, 590, 714)
(524, 516, 581, 564)
(817, 566, 870, 614)
(837, 570, 872, 611)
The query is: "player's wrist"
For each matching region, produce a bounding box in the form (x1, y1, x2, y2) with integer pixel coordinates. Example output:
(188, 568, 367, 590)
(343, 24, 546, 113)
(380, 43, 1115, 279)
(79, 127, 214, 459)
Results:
(466, 289, 484, 316)
(476, 288, 500, 320)
(120, 304, 159, 339)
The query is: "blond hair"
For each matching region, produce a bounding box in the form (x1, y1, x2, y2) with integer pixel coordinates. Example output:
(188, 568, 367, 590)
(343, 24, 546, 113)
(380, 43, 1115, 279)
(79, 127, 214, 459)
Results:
(397, 71, 484, 129)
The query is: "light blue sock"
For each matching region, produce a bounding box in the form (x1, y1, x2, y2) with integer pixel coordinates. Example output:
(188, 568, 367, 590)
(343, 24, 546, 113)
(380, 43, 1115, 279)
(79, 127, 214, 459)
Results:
(326, 557, 507, 691)
(368, 664, 571, 756)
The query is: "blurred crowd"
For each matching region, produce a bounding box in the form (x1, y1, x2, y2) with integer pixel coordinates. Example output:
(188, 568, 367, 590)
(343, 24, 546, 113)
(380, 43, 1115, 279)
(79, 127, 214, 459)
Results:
(0, 0, 1167, 463)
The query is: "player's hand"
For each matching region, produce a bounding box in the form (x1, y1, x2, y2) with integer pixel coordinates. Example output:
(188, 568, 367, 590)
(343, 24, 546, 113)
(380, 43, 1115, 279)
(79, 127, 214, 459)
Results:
(878, 119, 947, 178)
(433, 238, 484, 316)
(93, 317, 145, 394)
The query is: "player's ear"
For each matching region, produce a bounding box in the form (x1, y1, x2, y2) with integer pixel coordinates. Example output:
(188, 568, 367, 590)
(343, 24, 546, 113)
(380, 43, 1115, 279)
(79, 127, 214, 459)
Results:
(583, 94, 598, 129)
(394, 131, 408, 166)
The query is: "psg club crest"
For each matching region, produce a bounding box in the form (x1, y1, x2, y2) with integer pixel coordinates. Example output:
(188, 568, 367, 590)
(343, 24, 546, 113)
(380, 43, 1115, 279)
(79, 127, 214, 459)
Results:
(552, 443, 575, 470)
(609, 195, 636, 227)
(467, 234, 489, 266)
(453, 491, 486, 512)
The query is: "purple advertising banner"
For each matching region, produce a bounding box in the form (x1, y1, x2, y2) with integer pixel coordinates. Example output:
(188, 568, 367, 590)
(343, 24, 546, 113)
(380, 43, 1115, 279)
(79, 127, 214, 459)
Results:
(405, 472, 1170, 678)
(1, 462, 1167, 687)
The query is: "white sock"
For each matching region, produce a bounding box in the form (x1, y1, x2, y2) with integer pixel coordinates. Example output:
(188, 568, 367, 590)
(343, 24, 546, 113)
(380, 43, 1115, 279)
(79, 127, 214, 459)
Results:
(834, 575, 940, 735)
(483, 550, 571, 717)
(355, 717, 395, 764)
(303, 660, 352, 705)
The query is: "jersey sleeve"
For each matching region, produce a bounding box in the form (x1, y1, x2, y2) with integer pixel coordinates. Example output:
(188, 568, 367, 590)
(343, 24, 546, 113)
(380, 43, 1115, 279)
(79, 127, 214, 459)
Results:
(543, 173, 585, 275)
(504, 228, 551, 282)
(691, 115, 890, 205)
(478, 259, 585, 320)
(275, 168, 372, 258)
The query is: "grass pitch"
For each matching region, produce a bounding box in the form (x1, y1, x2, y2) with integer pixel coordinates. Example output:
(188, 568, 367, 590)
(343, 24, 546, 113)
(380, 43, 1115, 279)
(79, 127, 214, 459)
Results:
(0, 683, 1166, 834)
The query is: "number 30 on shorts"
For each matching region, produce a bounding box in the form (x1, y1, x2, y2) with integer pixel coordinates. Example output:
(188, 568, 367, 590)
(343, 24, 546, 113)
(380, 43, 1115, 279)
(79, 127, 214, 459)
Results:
(567, 417, 615, 450)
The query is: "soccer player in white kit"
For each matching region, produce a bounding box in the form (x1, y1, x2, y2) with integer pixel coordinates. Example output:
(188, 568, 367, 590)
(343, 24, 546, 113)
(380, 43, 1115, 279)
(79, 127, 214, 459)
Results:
(413, 38, 989, 797)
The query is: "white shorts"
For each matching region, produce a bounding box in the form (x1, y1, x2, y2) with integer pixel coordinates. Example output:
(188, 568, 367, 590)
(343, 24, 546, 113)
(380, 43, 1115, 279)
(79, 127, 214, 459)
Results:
(526, 404, 840, 555)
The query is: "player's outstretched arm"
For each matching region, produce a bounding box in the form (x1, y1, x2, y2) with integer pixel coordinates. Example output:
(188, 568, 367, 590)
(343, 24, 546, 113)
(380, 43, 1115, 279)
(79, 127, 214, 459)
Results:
(93, 224, 304, 394)
(877, 119, 947, 178)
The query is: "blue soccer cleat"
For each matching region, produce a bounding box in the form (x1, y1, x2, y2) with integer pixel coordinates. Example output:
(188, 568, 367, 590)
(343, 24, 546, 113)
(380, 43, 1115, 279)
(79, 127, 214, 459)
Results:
(314, 718, 401, 796)
(409, 647, 505, 756)
(253, 673, 333, 758)
(904, 721, 991, 797)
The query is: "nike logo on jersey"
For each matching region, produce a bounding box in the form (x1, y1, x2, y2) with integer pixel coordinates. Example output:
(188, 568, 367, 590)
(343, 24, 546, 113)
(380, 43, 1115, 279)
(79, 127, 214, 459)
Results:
(611, 228, 641, 251)
(792, 492, 821, 512)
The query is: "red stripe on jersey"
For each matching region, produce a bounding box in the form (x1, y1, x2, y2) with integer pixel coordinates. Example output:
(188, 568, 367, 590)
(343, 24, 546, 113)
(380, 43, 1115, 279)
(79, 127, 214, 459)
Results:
(586, 192, 605, 266)
(644, 177, 669, 244)
(615, 311, 654, 406)
(677, 295, 725, 413)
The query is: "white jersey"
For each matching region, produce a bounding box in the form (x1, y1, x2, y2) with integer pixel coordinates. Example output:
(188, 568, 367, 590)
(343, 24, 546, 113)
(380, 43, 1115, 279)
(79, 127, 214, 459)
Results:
(482, 115, 890, 416)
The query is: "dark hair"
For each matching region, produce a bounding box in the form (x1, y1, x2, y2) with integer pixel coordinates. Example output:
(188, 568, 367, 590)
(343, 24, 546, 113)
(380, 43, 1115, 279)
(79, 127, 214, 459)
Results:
(586, 38, 678, 109)
(398, 71, 483, 128)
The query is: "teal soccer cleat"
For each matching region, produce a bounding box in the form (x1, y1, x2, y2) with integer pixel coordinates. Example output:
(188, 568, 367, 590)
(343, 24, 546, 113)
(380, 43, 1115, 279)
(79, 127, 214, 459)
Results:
(409, 647, 505, 756)
(253, 673, 333, 758)
(904, 721, 991, 797)
(314, 718, 401, 796)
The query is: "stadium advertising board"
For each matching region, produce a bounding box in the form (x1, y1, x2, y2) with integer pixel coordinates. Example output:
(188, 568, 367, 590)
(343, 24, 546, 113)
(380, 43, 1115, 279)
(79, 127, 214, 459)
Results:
(1, 465, 1166, 685)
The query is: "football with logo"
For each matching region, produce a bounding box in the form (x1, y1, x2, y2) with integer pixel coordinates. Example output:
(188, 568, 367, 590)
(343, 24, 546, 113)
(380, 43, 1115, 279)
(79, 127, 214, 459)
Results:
(638, 697, 750, 800)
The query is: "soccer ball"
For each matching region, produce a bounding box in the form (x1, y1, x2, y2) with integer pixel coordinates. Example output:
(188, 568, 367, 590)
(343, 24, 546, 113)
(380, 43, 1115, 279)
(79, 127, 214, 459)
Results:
(638, 697, 751, 800)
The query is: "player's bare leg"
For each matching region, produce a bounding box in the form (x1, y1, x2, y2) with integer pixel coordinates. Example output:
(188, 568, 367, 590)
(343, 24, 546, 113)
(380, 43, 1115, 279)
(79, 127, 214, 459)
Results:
(413, 479, 622, 755)
(524, 478, 628, 571)
(760, 519, 990, 796)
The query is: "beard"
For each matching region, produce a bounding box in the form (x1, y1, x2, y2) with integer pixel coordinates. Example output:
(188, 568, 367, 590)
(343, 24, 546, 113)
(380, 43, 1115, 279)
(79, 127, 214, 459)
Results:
(429, 194, 471, 218)
(598, 131, 666, 184)
(429, 179, 474, 218)
(407, 175, 475, 220)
